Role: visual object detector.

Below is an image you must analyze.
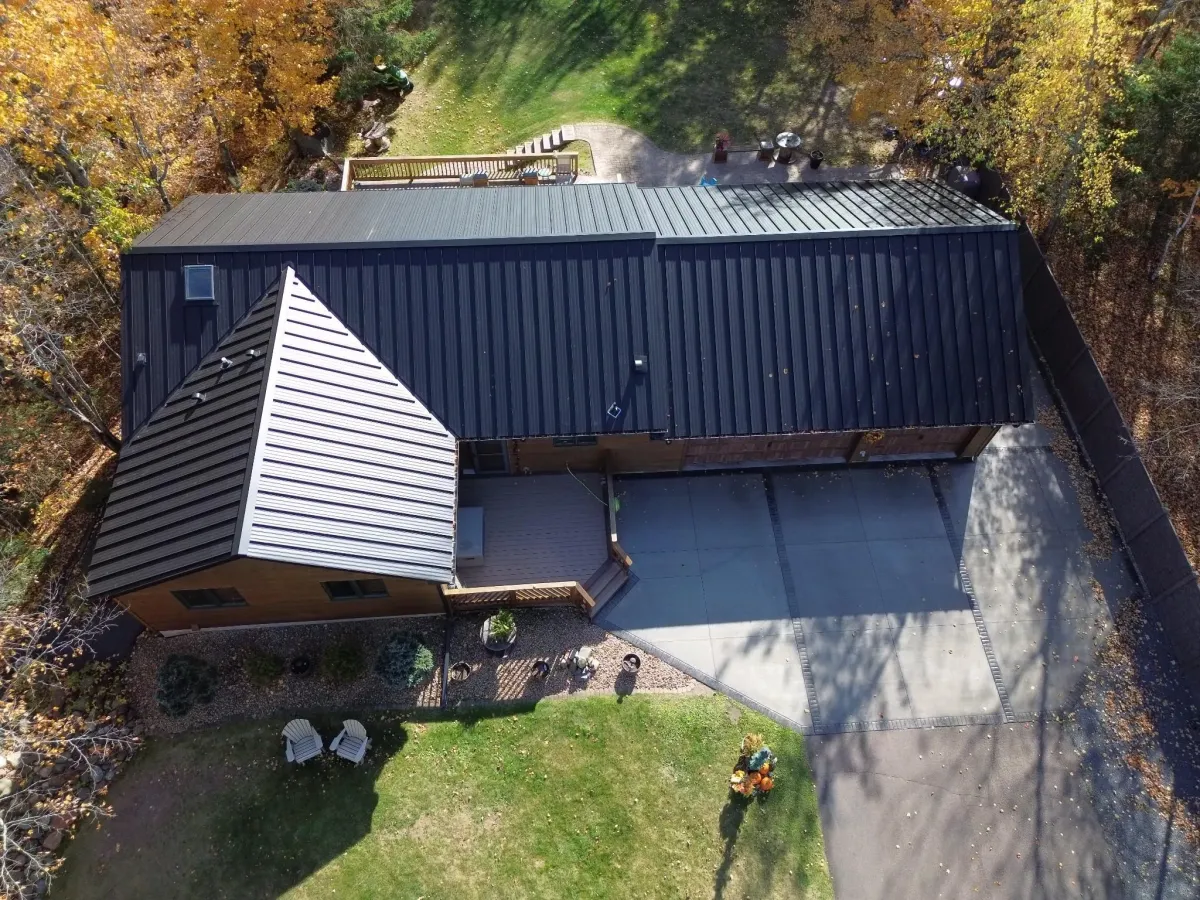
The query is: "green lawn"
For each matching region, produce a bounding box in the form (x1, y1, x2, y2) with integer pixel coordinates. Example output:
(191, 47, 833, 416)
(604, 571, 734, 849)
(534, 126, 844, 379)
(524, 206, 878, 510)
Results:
(374, 0, 876, 161)
(54, 696, 831, 900)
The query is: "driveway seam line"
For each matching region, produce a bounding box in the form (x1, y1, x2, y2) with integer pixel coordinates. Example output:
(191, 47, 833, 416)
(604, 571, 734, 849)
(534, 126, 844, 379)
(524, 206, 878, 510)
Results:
(926, 463, 1017, 723)
(762, 472, 825, 730)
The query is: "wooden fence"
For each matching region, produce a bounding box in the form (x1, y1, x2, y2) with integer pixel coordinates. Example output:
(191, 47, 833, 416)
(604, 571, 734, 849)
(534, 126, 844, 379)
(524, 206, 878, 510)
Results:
(342, 153, 579, 189)
(441, 581, 594, 615)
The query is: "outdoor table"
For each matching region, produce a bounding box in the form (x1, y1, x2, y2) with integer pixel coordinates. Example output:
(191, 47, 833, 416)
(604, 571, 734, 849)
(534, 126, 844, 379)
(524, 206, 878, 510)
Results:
(774, 131, 802, 164)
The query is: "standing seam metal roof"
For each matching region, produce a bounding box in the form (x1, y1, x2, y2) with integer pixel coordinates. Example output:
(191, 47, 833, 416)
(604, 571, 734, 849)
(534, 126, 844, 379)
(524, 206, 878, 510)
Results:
(117, 180, 1028, 449)
(89, 268, 458, 598)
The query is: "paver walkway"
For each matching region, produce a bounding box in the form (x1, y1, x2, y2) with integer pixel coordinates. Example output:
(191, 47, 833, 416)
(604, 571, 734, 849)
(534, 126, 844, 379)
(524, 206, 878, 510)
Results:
(568, 122, 901, 187)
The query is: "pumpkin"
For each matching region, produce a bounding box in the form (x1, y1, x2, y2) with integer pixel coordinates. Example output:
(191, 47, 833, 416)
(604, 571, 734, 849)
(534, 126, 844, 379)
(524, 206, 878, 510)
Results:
(759, 762, 770, 775)
(760, 777, 774, 791)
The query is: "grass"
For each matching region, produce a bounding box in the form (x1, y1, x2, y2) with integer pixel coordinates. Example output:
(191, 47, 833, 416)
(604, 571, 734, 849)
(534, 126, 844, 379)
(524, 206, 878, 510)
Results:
(369, 0, 875, 161)
(53, 695, 831, 900)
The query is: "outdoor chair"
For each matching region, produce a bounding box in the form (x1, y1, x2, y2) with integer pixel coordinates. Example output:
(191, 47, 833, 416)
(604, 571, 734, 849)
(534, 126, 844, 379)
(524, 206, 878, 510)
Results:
(283, 718, 323, 763)
(330, 719, 371, 764)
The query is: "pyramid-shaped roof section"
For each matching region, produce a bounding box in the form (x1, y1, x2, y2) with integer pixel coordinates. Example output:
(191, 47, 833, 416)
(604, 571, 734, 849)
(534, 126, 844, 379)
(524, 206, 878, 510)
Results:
(88, 268, 458, 598)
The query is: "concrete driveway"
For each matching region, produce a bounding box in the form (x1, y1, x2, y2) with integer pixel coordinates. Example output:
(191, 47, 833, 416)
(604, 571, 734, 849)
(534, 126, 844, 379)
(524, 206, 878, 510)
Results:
(599, 380, 1133, 734)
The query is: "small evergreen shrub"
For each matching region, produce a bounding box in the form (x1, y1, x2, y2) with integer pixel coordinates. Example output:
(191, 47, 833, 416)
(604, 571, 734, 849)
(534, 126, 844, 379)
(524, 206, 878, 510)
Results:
(320, 638, 366, 685)
(375, 632, 434, 687)
(242, 649, 285, 688)
(156, 654, 218, 717)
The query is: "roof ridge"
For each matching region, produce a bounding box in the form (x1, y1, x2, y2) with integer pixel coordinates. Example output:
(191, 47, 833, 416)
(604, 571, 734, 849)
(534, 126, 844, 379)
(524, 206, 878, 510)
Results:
(231, 266, 298, 558)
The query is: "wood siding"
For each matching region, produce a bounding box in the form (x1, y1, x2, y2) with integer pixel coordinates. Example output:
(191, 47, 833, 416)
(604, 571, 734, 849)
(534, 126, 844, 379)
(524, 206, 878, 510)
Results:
(118, 557, 445, 631)
(455, 474, 608, 588)
(503, 427, 994, 474)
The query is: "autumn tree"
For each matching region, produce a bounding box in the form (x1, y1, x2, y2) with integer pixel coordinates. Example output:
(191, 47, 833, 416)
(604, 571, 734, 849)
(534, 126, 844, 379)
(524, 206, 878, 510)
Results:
(802, 0, 1143, 234)
(151, 0, 338, 184)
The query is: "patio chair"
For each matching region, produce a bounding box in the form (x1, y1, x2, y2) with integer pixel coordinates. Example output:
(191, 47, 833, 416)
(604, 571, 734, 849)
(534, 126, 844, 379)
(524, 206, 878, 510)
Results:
(283, 719, 323, 763)
(330, 719, 371, 764)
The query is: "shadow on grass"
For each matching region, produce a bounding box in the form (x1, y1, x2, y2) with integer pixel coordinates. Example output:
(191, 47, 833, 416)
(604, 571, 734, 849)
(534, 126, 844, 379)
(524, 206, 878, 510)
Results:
(714, 793, 750, 898)
(202, 716, 411, 899)
(423, 0, 866, 154)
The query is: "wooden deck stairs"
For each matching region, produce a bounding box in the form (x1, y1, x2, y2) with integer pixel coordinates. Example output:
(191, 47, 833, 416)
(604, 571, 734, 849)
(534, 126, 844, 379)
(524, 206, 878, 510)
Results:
(508, 124, 578, 156)
(584, 558, 629, 619)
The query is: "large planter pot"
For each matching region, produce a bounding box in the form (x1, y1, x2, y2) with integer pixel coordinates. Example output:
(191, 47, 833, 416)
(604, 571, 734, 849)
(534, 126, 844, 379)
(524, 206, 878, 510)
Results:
(480, 616, 517, 656)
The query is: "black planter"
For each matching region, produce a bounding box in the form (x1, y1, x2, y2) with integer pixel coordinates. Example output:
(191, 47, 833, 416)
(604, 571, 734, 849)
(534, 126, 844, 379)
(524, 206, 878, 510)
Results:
(290, 655, 313, 677)
(808, 150, 824, 170)
(480, 617, 517, 656)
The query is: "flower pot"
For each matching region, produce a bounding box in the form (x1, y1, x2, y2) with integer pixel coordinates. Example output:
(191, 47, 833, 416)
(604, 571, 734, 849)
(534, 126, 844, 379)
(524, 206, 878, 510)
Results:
(289, 655, 312, 677)
(449, 662, 471, 683)
(808, 150, 824, 170)
(480, 616, 517, 655)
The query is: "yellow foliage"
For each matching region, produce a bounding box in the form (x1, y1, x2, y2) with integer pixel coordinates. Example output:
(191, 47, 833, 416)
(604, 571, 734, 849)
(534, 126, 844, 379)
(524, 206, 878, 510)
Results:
(803, 0, 1144, 230)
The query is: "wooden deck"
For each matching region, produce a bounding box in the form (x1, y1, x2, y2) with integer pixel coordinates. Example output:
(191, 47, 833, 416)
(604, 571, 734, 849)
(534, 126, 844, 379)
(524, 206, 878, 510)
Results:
(455, 474, 608, 588)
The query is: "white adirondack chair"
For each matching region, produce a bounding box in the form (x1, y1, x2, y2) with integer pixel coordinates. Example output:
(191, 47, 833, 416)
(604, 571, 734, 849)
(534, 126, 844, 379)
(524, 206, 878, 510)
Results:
(330, 719, 370, 764)
(283, 719, 323, 763)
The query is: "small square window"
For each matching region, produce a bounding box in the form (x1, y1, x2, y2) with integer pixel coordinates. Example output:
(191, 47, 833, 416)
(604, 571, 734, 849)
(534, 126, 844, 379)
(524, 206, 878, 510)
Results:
(184, 265, 215, 302)
(552, 435, 599, 447)
(172, 587, 246, 609)
(322, 579, 389, 601)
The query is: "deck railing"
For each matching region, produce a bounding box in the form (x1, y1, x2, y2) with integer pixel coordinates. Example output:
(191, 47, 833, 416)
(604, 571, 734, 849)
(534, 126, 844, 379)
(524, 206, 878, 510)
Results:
(441, 581, 594, 615)
(341, 153, 579, 189)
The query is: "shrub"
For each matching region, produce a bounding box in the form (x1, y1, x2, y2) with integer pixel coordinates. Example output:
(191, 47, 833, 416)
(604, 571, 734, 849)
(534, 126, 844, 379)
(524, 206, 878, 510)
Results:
(320, 637, 366, 685)
(375, 632, 434, 687)
(284, 178, 326, 193)
(156, 654, 218, 717)
(242, 649, 285, 688)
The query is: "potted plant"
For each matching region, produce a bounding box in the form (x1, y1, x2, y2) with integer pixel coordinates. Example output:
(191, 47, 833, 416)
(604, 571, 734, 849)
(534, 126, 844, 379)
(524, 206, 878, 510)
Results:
(480, 609, 517, 655)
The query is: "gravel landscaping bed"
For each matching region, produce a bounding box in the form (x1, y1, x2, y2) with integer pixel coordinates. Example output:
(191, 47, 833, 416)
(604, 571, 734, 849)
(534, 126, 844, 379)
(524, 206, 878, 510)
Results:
(445, 608, 700, 707)
(128, 610, 701, 733)
(128, 617, 443, 734)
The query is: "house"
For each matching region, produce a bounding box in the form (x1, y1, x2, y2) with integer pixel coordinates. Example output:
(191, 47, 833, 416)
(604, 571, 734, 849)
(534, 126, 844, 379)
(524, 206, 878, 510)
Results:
(89, 180, 1034, 631)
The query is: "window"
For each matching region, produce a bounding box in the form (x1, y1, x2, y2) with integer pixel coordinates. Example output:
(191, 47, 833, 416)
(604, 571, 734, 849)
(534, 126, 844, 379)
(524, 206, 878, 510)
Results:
(552, 435, 599, 447)
(322, 579, 389, 601)
(183, 265, 215, 302)
(172, 587, 246, 609)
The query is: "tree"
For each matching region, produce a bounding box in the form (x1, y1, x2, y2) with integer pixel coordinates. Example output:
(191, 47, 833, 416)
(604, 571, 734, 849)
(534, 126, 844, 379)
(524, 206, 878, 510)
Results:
(153, 0, 338, 180)
(802, 0, 1143, 233)
(0, 151, 123, 453)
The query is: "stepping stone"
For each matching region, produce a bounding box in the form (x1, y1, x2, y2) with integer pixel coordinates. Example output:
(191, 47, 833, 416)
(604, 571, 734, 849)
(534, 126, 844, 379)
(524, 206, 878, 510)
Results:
(561, 124, 577, 143)
(540, 133, 553, 154)
(552, 127, 564, 148)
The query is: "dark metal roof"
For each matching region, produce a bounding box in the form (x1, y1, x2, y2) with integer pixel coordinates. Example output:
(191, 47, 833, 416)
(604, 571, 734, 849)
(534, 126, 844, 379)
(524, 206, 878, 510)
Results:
(130, 184, 657, 253)
(90, 269, 458, 598)
(89, 277, 283, 598)
(119, 179, 1029, 448)
(240, 271, 457, 583)
(661, 230, 1032, 436)
(121, 241, 667, 441)
(642, 180, 1012, 241)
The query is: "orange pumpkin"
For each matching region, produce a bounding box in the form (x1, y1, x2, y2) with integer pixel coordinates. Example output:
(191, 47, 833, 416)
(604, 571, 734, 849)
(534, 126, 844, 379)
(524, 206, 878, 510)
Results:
(760, 777, 774, 791)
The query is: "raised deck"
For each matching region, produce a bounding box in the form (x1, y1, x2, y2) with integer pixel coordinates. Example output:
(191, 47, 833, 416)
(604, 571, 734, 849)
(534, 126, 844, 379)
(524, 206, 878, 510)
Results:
(455, 474, 609, 589)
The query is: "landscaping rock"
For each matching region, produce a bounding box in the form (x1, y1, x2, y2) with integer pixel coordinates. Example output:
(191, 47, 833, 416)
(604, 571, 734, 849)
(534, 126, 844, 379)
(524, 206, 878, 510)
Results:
(40, 831, 62, 852)
(0, 776, 16, 798)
